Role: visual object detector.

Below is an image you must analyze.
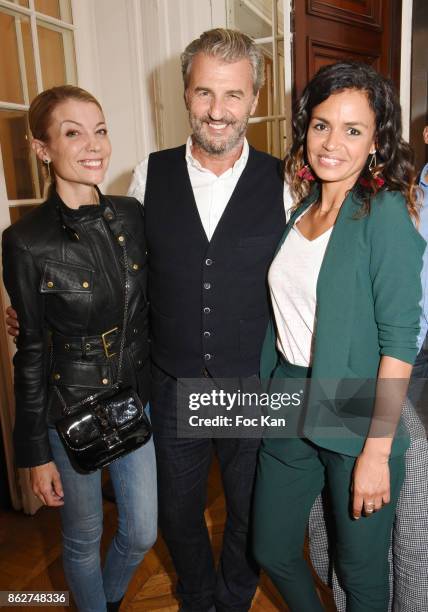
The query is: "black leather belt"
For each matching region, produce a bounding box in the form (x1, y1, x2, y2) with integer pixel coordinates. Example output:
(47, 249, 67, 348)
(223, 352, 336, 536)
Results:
(52, 311, 147, 359)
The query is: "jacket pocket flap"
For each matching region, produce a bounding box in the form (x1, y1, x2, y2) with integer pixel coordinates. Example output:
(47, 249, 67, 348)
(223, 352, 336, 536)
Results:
(41, 260, 94, 293)
(51, 361, 112, 388)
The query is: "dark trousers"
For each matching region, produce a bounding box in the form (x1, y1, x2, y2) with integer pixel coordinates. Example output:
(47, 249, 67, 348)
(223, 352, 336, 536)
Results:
(253, 437, 404, 612)
(253, 359, 405, 612)
(150, 364, 260, 612)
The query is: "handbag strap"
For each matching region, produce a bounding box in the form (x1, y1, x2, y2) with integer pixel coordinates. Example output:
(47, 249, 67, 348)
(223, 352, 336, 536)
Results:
(54, 197, 130, 416)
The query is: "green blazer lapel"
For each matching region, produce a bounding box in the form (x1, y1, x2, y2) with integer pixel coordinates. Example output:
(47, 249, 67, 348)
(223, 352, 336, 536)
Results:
(304, 192, 367, 455)
(259, 318, 277, 384)
(312, 191, 362, 378)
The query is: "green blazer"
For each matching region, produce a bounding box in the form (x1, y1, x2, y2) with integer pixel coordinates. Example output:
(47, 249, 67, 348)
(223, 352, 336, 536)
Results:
(260, 188, 426, 457)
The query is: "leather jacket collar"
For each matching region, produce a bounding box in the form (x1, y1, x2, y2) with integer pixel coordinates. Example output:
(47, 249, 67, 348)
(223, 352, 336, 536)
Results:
(52, 187, 119, 241)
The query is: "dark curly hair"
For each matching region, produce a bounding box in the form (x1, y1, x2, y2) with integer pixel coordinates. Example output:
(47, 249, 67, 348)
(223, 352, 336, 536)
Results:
(285, 61, 419, 219)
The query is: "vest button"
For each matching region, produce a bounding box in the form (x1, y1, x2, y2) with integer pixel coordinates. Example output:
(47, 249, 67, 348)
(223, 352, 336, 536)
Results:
(203, 282, 211, 290)
(205, 258, 213, 266)
(204, 353, 212, 361)
(203, 307, 211, 314)
(203, 331, 211, 338)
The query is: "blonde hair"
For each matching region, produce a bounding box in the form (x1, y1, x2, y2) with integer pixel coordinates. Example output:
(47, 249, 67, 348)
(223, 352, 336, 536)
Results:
(181, 28, 265, 95)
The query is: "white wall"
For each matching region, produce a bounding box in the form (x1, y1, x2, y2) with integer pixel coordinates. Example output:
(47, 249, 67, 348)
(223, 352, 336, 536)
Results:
(152, 0, 226, 150)
(73, 0, 153, 194)
(73, 0, 227, 195)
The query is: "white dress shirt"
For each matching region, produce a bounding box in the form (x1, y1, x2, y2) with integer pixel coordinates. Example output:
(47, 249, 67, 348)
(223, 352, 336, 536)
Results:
(127, 137, 293, 240)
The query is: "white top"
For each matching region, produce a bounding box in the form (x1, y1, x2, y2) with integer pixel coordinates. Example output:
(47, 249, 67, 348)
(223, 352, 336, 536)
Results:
(268, 208, 333, 367)
(127, 137, 293, 240)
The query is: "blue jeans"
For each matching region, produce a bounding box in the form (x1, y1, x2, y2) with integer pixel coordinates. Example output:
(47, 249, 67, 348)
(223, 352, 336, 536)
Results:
(48, 422, 157, 612)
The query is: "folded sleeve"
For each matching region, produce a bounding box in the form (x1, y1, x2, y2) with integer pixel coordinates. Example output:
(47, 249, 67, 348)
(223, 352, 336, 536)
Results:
(369, 191, 426, 364)
(2, 228, 52, 467)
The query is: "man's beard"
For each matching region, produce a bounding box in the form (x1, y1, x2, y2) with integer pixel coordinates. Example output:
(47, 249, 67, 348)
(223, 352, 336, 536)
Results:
(189, 111, 251, 156)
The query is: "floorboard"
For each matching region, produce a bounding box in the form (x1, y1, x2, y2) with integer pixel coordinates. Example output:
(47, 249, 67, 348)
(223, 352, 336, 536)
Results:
(0, 460, 336, 611)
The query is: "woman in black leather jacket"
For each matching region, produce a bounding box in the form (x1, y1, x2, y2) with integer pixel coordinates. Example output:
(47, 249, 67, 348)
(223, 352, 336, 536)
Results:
(2, 86, 157, 612)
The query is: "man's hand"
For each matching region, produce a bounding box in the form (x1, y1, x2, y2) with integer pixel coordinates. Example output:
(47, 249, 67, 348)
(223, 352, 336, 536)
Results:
(6, 306, 19, 337)
(30, 462, 64, 507)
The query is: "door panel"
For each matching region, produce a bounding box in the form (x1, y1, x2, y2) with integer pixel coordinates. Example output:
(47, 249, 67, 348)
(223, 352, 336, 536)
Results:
(308, 0, 382, 30)
(308, 38, 380, 79)
(294, 0, 402, 97)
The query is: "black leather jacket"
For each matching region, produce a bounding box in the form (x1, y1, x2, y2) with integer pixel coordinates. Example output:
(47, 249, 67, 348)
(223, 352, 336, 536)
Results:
(2, 190, 149, 468)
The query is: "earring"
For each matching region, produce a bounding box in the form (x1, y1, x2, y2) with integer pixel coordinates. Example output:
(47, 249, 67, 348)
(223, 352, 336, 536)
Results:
(43, 158, 52, 180)
(297, 164, 315, 181)
(360, 152, 385, 189)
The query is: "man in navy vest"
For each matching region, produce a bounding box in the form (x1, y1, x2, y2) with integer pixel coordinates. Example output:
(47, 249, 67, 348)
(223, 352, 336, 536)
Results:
(128, 29, 285, 612)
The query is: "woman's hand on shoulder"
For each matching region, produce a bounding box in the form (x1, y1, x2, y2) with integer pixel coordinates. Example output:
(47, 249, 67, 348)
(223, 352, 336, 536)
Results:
(30, 462, 64, 507)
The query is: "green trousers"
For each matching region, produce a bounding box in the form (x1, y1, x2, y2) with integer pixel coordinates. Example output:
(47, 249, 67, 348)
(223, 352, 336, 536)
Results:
(253, 361, 405, 612)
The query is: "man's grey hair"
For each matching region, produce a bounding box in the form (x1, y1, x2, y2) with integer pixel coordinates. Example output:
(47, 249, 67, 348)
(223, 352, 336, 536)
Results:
(181, 28, 265, 95)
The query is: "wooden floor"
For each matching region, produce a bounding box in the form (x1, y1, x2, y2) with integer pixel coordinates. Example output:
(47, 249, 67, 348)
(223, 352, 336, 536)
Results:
(0, 460, 336, 611)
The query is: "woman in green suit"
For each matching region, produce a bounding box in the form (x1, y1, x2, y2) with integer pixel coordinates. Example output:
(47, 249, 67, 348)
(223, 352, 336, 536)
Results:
(252, 62, 425, 612)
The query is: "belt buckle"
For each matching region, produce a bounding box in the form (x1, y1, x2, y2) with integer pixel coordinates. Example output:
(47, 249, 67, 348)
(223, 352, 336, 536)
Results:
(101, 327, 119, 358)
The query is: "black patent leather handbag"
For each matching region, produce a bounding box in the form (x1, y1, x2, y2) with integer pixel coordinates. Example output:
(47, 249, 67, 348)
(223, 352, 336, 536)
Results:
(55, 385, 151, 473)
(54, 212, 151, 473)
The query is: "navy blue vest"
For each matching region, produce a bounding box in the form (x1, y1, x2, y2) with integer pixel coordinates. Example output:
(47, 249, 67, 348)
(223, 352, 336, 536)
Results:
(144, 144, 285, 377)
